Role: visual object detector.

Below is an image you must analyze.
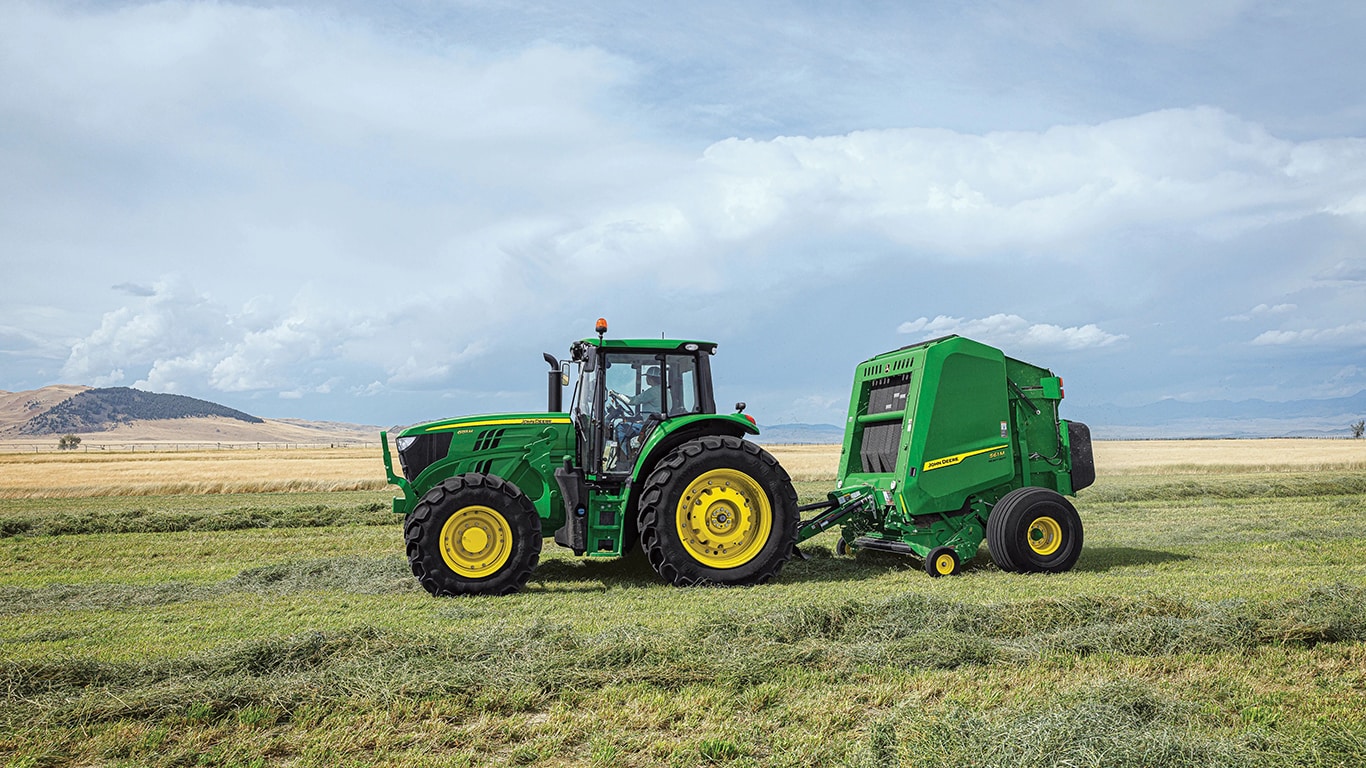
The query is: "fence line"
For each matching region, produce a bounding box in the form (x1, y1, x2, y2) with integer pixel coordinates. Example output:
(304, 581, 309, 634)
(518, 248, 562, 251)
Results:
(0, 441, 382, 454)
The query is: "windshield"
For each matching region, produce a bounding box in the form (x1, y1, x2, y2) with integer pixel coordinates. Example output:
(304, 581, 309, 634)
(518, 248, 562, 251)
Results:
(575, 348, 704, 474)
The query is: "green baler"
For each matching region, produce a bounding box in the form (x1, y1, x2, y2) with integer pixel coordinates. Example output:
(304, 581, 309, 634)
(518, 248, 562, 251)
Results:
(796, 334, 1095, 576)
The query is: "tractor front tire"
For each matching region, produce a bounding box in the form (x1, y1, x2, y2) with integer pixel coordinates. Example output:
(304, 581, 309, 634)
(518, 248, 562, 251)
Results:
(405, 474, 542, 596)
(986, 487, 1083, 574)
(638, 435, 798, 587)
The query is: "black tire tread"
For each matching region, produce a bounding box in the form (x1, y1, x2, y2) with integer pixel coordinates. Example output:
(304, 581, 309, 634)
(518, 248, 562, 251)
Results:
(404, 473, 542, 596)
(986, 486, 1082, 574)
(637, 435, 798, 587)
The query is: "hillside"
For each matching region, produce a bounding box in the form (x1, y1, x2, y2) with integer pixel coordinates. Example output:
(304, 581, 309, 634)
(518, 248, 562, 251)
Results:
(18, 387, 263, 435)
(0, 386, 376, 447)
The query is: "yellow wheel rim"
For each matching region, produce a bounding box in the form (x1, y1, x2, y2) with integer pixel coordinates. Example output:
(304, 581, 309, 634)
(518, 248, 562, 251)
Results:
(439, 505, 513, 578)
(675, 468, 773, 569)
(1028, 515, 1063, 556)
(934, 552, 956, 575)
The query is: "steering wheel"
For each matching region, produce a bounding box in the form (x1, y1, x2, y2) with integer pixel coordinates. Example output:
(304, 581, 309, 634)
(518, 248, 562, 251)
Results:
(604, 389, 631, 422)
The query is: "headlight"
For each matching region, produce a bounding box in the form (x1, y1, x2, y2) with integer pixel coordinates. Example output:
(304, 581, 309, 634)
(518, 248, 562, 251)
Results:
(396, 436, 417, 452)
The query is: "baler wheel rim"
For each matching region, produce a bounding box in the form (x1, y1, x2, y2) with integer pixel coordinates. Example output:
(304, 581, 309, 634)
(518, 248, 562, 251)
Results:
(934, 552, 956, 575)
(925, 545, 960, 577)
(1027, 515, 1063, 556)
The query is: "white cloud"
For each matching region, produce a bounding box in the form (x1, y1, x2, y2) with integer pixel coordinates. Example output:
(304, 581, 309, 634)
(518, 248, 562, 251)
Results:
(1317, 260, 1366, 283)
(1251, 321, 1366, 346)
(61, 277, 230, 390)
(1224, 303, 1296, 321)
(548, 107, 1366, 267)
(58, 278, 505, 399)
(897, 314, 1127, 350)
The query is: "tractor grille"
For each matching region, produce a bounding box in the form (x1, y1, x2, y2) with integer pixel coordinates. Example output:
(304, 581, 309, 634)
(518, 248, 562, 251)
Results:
(397, 433, 453, 482)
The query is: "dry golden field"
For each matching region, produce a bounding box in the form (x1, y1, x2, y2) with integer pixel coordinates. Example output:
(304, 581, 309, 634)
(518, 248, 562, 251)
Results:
(769, 439, 1366, 480)
(0, 447, 387, 498)
(0, 439, 1362, 498)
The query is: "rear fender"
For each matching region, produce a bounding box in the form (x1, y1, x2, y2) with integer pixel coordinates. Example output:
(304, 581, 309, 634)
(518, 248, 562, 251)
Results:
(633, 413, 758, 477)
(624, 413, 760, 525)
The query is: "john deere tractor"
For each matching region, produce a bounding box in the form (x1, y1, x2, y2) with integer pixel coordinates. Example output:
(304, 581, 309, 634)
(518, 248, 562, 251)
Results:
(382, 319, 799, 595)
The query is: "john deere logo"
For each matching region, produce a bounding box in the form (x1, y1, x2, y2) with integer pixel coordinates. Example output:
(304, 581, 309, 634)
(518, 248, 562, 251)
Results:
(923, 444, 1010, 472)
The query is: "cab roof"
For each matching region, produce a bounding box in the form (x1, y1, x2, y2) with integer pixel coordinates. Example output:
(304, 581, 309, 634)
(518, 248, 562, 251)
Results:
(576, 338, 717, 353)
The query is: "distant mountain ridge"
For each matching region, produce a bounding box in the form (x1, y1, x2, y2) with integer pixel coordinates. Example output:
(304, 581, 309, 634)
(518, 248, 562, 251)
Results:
(18, 387, 263, 436)
(1067, 390, 1366, 439)
(753, 422, 846, 444)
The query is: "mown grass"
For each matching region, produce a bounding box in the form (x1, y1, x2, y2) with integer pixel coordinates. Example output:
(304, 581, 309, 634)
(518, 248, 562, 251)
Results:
(0, 490, 392, 539)
(1, 447, 1365, 766)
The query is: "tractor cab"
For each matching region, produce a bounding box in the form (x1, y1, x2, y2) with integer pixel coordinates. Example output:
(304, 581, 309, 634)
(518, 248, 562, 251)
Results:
(568, 336, 717, 477)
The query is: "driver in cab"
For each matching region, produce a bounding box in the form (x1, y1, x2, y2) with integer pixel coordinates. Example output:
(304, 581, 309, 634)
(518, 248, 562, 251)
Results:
(612, 366, 662, 464)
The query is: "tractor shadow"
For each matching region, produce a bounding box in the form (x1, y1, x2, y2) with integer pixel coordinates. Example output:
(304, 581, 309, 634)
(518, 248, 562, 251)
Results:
(524, 545, 1193, 590)
(525, 544, 913, 591)
(526, 554, 662, 592)
(1072, 546, 1192, 572)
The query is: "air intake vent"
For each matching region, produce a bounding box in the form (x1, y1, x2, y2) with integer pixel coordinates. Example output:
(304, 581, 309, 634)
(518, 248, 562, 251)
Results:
(861, 357, 914, 378)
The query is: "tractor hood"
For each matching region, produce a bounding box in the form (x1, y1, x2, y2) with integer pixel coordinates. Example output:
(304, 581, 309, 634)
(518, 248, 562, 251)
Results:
(391, 412, 573, 483)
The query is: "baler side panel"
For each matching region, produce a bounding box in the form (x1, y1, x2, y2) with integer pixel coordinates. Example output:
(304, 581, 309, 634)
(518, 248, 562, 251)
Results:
(914, 343, 1014, 503)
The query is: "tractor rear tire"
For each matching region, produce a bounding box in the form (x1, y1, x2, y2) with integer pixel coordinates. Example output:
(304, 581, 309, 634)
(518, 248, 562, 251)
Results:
(986, 487, 1083, 574)
(405, 473, 542, 596)
(637, 435, 798, 586)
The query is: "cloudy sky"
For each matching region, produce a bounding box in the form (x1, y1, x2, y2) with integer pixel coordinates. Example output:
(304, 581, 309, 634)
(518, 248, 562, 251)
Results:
(2, 0, 1364, 431)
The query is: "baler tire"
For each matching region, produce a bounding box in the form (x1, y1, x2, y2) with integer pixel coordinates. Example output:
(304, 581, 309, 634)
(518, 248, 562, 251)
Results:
(925, 546, 960, 577)
(986, 487, 1083, 574)
(637, 435, 798, 587)
(404, 473, 542, 596)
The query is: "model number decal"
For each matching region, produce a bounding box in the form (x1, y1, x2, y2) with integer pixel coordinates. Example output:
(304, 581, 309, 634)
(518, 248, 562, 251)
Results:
(923, 444, 1009, 472)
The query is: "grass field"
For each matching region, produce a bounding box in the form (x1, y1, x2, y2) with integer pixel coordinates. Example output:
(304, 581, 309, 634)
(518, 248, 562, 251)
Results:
(2, 441, 1365, 767)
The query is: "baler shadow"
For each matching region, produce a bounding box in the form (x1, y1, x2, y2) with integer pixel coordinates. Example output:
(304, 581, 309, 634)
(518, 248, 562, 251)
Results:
(777, 545, 919, 584)
(1073, 546, 1192, 572)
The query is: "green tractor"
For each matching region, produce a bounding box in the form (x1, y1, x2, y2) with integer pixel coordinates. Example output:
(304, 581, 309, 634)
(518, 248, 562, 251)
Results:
(382, 325, 1096, 595)
(382, 319, 800, 595)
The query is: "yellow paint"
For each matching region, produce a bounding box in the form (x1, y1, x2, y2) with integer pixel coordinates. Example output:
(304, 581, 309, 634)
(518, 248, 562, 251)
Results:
(675, 468, 773, 569)
(934, 552, 956, 575)
(425, 417, 571, 433)
(1028, 515, 1063, 556)
(922, 444, 1008, 472)
(439, 505, 513, 577)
